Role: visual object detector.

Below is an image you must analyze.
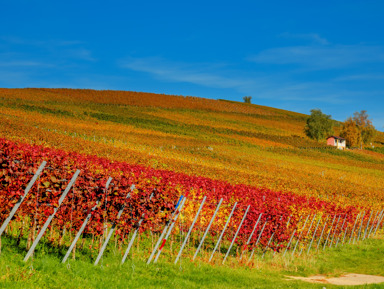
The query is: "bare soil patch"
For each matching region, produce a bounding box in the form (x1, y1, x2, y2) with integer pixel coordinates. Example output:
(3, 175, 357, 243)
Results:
(287, 274, 384, 286)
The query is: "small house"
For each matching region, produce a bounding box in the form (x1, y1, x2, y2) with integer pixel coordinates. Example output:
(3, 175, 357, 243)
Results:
(327, 136, 346, 150)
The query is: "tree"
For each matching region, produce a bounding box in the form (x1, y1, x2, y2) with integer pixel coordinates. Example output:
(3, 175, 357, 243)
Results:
(341, 111, 376, 149)
(305, 109, 334, 141)
(352, 110, 376, 148)
(243, 96, 252, 104)
(340, 117, 361, 147)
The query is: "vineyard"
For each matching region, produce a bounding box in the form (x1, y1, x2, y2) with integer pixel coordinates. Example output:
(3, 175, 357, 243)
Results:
(1, 89, 384, 209)
(0, 138, 383, 267)
(0, 88, 384, 281)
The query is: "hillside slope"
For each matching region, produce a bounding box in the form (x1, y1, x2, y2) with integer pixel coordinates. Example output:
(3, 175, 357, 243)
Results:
(0, 88, 383, 208)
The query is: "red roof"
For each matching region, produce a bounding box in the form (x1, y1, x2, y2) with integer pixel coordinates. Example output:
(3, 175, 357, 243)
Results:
(327, 136, 345, 140)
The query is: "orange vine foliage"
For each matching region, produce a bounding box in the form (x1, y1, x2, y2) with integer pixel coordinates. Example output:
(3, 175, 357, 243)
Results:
(0, 88, 383, 211)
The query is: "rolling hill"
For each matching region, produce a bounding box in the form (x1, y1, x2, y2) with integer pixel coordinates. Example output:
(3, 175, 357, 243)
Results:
(1, 88, 383, 208)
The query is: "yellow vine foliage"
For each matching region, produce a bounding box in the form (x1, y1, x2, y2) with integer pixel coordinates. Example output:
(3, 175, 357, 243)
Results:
(1, 88, 383, 210)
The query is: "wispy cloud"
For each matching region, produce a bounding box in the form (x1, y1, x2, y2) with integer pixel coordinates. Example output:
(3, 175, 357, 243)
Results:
(0, 36, 84, 47)
(120, 57, 251, 89)
(248, 81, 353, 105)
(0, 61, 53, 68)
(0, 37, 97, 88)
(119, 56, 355, 105)
(249, 45, 384, 69)
(279, 32, 330, 45)
(63, 48, 96, 62)
(334, 74, 384, 82)
(0, 36, 96, 63)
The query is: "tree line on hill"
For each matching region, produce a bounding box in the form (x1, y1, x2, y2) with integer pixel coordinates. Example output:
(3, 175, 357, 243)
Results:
(241, 96, 376, 149)
(305, 109, 376, 149)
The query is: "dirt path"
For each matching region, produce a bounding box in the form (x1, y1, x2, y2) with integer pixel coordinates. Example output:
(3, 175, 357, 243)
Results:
(287, 274, 384, 286)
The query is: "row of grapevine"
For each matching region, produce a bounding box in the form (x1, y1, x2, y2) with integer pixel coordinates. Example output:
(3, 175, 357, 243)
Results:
(0, 138, 382, 265)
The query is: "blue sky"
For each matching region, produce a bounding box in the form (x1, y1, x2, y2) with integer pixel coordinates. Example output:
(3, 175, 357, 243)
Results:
(1, 1, 384, 130)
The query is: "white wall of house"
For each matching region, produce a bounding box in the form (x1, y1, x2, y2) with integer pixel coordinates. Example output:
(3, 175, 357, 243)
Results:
(335, 139, 346, 150)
